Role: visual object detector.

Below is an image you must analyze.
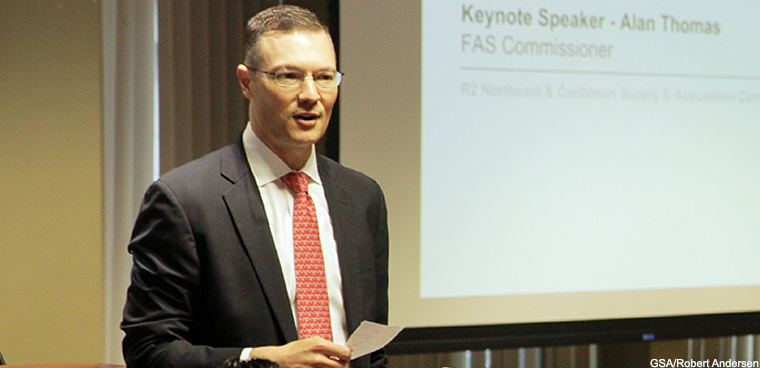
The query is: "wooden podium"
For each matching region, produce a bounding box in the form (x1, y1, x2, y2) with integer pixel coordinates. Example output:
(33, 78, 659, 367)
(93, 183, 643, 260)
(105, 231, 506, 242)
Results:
(5, 364, 125, 368)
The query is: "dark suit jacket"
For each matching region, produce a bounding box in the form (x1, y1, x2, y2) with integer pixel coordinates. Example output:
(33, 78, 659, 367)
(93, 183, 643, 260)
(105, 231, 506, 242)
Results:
(121, 139, 389, 368)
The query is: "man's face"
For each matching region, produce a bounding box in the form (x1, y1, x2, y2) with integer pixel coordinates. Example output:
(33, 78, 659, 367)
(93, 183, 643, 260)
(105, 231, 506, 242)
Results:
(240, 30, 338, 162)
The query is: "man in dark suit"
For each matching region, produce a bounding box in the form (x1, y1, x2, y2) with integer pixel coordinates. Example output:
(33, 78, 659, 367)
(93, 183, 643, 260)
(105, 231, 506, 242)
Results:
(121, 5, 389, 368)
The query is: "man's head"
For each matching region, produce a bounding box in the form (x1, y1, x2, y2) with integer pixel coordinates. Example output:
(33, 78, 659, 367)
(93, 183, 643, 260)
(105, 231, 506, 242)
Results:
(243, 5, 329, 69)
(236, 5, 339, 169)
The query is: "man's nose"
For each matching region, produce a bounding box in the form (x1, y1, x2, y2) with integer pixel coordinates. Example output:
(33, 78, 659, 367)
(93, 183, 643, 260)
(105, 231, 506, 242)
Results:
(299, 76, 321, 101)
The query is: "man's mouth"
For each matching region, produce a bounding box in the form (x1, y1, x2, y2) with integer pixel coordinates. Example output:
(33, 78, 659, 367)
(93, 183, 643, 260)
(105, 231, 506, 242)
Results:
(295, 112, 319, 121)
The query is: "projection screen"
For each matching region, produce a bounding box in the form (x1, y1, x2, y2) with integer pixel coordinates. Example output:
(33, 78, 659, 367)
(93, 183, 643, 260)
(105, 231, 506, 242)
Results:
(339, 0, 760, 346)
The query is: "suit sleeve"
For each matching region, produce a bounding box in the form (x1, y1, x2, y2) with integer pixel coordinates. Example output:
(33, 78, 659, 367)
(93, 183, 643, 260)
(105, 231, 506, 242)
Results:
(369, 182, 390, 368)
(121, 180, 241, 368)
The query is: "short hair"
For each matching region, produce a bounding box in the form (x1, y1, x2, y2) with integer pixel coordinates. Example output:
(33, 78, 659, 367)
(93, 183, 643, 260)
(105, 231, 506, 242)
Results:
(243, 5, 330, 67)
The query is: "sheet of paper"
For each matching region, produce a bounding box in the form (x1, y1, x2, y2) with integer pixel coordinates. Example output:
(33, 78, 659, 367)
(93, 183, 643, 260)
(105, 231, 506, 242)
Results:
(346, 320, 404, 360)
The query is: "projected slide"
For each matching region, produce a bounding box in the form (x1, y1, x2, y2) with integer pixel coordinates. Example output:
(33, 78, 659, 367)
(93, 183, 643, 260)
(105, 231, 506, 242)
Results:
(420, 1, 760, 299)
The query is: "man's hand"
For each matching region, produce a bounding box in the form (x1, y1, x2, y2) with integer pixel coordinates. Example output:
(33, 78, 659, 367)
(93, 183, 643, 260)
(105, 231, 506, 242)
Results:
(248, 337, 352, 368)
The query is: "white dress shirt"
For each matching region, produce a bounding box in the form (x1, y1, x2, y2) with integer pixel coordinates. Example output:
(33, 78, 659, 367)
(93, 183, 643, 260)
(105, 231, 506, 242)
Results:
(241, 122, 348, 346)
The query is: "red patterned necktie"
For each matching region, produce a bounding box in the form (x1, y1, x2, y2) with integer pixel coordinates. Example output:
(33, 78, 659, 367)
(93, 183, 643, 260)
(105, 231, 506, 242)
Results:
(281, 172, 333, 341)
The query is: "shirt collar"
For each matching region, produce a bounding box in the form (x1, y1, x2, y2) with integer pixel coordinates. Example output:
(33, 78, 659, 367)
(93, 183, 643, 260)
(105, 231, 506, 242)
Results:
(242, 122, 321, 186)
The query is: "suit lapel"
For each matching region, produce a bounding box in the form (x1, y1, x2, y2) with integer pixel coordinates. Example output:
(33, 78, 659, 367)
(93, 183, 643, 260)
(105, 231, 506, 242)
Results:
(318, 157, 363, 334)
(217, 146, 363, 341)
(222, 141, 299, 342)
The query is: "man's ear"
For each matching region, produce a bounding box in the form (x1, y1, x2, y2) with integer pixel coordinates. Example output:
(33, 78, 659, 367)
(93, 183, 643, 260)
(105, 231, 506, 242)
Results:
(237, 64, 253, 99)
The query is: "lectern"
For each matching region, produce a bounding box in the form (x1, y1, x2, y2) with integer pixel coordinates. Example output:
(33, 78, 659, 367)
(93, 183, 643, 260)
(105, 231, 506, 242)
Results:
(5, 364, 124, 368)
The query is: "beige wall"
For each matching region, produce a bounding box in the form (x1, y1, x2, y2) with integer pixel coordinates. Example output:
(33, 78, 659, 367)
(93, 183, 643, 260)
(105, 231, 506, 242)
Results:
(0, 0, 104, 364)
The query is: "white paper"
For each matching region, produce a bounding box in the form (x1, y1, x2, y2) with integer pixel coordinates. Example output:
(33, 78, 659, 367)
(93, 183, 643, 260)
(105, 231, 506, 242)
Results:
(346, 320, 404, 360)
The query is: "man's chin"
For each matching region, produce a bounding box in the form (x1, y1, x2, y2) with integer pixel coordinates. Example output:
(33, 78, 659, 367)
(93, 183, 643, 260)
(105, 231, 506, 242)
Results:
(292, 128, 327, 145)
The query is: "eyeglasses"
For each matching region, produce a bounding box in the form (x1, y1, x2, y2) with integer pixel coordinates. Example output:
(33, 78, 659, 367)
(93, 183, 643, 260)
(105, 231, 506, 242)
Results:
(247, 66, 343, 89)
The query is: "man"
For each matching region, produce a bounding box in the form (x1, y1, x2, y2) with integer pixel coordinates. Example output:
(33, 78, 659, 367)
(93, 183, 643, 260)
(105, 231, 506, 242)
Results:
(121, 5, 389, 368)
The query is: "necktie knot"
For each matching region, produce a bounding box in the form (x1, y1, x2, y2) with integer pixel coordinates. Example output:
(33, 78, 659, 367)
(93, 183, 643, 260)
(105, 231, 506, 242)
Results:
(281, 172, 309, 194)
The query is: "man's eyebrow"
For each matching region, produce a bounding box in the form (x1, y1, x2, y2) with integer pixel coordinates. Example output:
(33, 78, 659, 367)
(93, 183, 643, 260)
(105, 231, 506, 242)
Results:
(269, 64, 337, 72)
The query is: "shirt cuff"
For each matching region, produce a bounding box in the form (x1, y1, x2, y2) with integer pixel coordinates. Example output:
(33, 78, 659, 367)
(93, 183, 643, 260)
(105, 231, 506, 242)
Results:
(240, 347, 253, 361)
